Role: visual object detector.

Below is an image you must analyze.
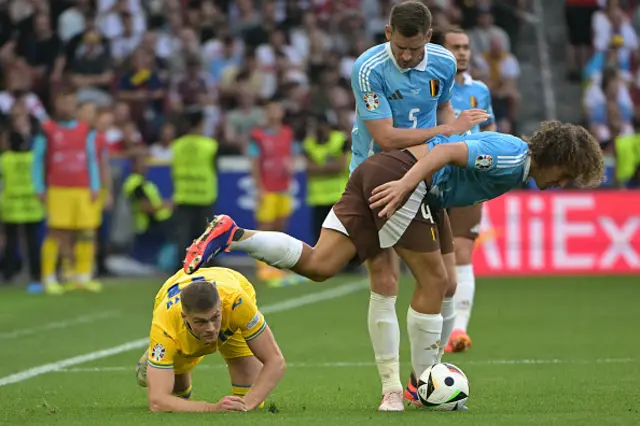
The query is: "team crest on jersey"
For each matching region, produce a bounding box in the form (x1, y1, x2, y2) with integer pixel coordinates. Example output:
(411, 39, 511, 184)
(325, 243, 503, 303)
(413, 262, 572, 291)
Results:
(151, 343, 165, 361)
(475, 155, 493, 170)
(363, 92, 379, 111)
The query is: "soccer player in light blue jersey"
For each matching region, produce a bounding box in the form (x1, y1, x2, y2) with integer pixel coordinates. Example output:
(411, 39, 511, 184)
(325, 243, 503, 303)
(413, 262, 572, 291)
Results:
(348, 1, 489, 411)
(433, 26, 497, 354)
(181, 122, 604, 409)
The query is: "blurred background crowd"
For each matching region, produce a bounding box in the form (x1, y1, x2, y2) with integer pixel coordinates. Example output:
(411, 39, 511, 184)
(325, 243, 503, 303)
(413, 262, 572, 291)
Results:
(0, 0, 638, 287)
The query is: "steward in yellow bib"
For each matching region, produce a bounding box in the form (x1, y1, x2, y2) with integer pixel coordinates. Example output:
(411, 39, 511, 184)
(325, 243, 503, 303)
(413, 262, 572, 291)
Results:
(303, 117, 349, 242)
(615, 132, 640, 187)
(0, 115, 45, 286)
(123, 150, 173, 235)
(171, 109, 218, 269)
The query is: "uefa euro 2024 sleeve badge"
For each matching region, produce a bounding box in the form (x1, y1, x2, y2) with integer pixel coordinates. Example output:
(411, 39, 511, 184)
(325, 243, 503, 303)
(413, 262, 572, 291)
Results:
(363, 92, 380, 111)
(151, 343, 166, 361)
(475, 154, 493, 170)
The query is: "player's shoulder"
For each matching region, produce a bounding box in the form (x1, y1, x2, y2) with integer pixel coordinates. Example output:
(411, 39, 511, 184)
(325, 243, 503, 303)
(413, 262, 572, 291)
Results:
(353, 43, 391, 75)
(426, 43, 456, 70)
(469, 78, 490, 94)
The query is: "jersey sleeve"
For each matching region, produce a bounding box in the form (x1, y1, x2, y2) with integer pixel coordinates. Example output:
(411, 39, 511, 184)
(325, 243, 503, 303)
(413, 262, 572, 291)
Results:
(439, 58, 457, 105)
(463, 138, 499, 172)
(229, 292, 267, 342)
(351, 59, 392, 121)
(147, 324, 179, 370)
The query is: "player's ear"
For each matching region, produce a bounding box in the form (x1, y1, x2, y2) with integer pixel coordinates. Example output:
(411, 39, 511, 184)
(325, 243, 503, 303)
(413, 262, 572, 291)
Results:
(425, 28, 433, 44)
(385, 25, 391, 41)
(180, 311, 186, 320)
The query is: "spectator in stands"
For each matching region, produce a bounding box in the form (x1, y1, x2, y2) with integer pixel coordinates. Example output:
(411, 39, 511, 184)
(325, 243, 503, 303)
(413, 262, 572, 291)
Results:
(57, 0, 92, 43)
(97, 0, 146, 40)
(223, 83, 264, 155)
(209, 35, 243, 85)
(110, 11, 142, 66)
(150, 121, 175, 161)
(588, 4, 638, 81)
(66, 17, 114, 106)
(16, 11, 62, 105)
(584, 66, 634, 144)
(468, 4, 511, 57)
(117, 48, 164, 139)
(477, 34, 521, 133)
(0, 66, 48, 122)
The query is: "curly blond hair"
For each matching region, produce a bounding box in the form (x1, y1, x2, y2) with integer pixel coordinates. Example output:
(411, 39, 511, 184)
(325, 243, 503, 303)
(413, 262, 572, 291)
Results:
(526, 121, 605, 188)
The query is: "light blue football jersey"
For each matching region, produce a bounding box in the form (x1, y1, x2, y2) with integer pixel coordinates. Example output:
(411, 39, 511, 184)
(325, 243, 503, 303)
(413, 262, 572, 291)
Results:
(425, 132, 530, 209)
(350, 42, 457, 173)
(450, 73, 495, 134)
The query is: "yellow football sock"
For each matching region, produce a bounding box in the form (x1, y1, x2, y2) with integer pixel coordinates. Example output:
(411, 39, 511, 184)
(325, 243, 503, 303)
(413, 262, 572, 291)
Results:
(232, 384, 264, 409)
(172, 385, 192, 399)
(41, 236, 59, 284)
(74, 232, 96, 284)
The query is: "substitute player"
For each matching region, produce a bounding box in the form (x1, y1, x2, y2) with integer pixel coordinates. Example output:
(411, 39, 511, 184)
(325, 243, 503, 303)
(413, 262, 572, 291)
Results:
(32, 90, 102, 294)
(348, 1, 489, 410)
(434, 27, 496, 353)
(183, 121, 604, 407)
(136, 267, 285, 412)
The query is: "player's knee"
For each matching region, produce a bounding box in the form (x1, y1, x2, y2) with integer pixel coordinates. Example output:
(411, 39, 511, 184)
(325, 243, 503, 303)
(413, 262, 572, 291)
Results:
(444, 274, 457, 298)
(366, 255, 399, 296)
(415, 267, 448, 299)
(454, 237, 474, 266)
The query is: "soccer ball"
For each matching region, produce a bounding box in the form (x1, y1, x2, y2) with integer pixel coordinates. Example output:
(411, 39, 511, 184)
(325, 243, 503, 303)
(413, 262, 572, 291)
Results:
(416, 363, 469, 411)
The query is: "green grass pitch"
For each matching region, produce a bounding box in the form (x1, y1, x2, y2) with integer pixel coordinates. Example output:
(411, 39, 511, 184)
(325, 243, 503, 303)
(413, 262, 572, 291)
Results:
(0, 274, 639, 425)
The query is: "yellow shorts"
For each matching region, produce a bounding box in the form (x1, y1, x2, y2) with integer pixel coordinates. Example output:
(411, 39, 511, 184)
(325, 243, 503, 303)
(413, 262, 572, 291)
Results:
(256, 192, 292, 224)
(46, 187, 101, 230)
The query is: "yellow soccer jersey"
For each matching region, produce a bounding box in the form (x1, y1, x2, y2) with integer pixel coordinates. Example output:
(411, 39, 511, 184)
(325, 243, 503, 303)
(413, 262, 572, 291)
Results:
(147, 267, 267, 372)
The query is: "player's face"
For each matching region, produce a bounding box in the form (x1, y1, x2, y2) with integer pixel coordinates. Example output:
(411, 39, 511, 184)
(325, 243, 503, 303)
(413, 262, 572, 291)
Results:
(444, 32, 470, 72)
(386, 25, 431, 69)
(183, 301, 223, 344)
(56, 94, 77, 119)
(535, 165, 572, 190)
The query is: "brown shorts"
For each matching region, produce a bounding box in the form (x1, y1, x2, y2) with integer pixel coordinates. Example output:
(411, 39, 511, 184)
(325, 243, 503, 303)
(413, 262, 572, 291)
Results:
(323, 150, 454, 262)
(447, 204, 483, 241)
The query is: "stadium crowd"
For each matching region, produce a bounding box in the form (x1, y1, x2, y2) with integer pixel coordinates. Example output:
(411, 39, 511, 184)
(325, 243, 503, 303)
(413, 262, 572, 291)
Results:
(0, 0, 548, 287)
(568, 0, 640, 187)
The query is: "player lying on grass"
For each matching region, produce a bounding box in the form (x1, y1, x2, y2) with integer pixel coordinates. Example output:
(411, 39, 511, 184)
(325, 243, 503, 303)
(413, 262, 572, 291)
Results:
(182, 121, 604, 407)
(136, 267, 285, 413)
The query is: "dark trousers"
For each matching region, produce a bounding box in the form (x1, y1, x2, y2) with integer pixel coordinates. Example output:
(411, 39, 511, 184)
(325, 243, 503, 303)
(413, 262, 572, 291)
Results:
(2, 222, 41, 282)
(174, 204, 215, 269)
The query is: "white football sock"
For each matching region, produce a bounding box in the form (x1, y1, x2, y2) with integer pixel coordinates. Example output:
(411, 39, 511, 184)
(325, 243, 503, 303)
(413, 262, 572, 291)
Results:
(453, 264, 475, 332)
(368, 293, 402, 394)
(407, 307, 443, 378)
(437, 298, 455, 362)
(229, 232, 303, 269)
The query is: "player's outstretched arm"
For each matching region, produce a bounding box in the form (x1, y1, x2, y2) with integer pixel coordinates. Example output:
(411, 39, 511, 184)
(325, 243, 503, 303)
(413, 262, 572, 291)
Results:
(244, 326, 286, 410)
(363, 109, 488, 151)
(369, 142, 469, 218)
(147, 367, 246, 413)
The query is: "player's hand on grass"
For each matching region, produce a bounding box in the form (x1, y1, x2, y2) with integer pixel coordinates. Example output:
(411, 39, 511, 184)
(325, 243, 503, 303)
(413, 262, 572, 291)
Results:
(369, 179, 412, 219)
(448, 109, 490, 135)
(212, 395, 246, 412)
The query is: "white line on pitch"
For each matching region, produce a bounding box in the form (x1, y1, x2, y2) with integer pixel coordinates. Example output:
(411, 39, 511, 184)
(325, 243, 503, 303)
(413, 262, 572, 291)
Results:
(0, 280, 368, 387)
(54, 358, 636, 373)
(0, 311, 121, 340)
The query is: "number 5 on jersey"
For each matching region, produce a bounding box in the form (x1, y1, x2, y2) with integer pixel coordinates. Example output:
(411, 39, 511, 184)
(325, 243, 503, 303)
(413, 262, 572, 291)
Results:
(409, 108, 420, 129)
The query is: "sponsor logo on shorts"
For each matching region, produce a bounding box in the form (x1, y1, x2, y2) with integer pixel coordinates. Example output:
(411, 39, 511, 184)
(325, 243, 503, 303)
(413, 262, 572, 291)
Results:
(151, 343, 165, 361)
(363, 92, 379, 111)
(475, 155, 493, 170)
(246, 313, 261, 330)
